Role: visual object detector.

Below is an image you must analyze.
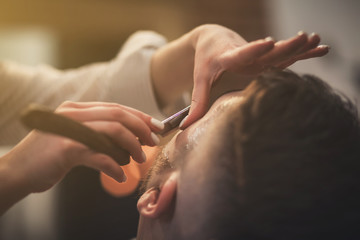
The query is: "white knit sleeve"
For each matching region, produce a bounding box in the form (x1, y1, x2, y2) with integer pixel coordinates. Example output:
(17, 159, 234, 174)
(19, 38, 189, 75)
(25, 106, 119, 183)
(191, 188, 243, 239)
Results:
(0, 31, 167, 144)
(102, 31, 168, 119)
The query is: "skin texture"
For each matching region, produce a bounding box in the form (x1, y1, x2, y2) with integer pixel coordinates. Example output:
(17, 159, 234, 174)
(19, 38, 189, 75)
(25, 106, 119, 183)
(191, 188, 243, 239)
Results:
(151, 24, 329, 129)
(0, 24, 329, 216)
(0, 101, 164, 215)
(137, 91, 245, 240)
(137, 70, 360, 239)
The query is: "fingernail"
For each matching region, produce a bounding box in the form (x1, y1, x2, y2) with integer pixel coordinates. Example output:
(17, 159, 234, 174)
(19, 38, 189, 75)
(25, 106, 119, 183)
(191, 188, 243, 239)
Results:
(310, 32, 316, 37)
(142, 151, 147, 162)
(151, 118, 165, 130)
(121, 174, 127, 183)
(264, 36, 274, 42)
(318, 44, 330, 49)
(136, 150, 147, 163)
(297, 30, 306, 36)
(151, 132, 160, 145)
(179, 115, 188, 129)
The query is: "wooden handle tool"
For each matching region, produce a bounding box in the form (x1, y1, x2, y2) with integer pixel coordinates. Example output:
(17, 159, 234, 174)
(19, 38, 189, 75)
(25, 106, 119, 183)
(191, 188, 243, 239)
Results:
(21, 104, 130, 166)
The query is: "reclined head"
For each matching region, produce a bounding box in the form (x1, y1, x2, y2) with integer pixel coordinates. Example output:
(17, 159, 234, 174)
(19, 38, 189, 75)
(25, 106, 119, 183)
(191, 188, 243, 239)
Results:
(137, 70, 360, 240)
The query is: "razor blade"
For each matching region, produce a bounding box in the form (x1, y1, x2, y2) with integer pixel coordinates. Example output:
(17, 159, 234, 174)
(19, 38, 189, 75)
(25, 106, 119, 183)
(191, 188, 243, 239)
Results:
(158, 105, 190, 136)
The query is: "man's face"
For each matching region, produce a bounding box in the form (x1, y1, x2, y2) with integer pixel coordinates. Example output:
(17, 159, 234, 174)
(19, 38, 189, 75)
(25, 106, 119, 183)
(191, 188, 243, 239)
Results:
(145, 90, 245, 194)
(139, 90, 246, 236)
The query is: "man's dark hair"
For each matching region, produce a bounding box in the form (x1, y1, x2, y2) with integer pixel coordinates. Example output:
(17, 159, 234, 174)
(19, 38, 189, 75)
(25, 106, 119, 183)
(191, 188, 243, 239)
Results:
(209, 70, 360, 239)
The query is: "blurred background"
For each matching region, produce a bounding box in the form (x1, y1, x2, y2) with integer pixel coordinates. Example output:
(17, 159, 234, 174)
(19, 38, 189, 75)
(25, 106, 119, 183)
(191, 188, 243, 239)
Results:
(0, 0, 267, 69)
(0, 0, 359, 239)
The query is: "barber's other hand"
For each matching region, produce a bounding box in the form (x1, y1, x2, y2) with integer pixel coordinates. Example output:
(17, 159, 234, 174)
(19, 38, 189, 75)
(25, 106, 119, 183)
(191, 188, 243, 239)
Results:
(182, 24, 329, 128)
(7, 101, 164, 193)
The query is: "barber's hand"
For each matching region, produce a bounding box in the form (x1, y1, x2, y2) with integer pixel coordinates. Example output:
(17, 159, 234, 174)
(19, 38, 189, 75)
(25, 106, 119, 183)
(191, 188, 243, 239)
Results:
(181, 24, 329, 128)
(7, 101, 164, 193)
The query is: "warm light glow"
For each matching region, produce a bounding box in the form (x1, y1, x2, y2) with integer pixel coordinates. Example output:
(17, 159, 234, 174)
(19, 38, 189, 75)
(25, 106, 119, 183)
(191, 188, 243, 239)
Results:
(100, 146, 160, 197)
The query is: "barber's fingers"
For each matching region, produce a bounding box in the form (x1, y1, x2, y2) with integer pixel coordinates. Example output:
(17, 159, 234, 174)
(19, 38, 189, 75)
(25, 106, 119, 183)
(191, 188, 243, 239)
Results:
(184, 39, 274, 128)
(257, 32, 308, 65)
(78, 153, 127, 183)
(180, 33, 327, 129)
(59, 106, 160, 146)
(274, 33, 320, 67)
(219, 38, 275, 71)
(84, 121, 146, 163)
(63, 140, 127, 182)
(181, 69, 213, 129)
(183, 38, 274, 128)
(57, 101, 164, 132)
(294, 44, 330, 60)
(225, 33, 324, 74)
(116, 105, 165, 132)
(277, 45, 330, 69)
(297, 33, 321, 54)
(179, 71, 211, 129)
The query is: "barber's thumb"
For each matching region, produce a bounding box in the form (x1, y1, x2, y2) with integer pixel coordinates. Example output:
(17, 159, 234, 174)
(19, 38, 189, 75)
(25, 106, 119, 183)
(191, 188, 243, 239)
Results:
(179, 100, 207, 129)
(180, 80, 211, 129)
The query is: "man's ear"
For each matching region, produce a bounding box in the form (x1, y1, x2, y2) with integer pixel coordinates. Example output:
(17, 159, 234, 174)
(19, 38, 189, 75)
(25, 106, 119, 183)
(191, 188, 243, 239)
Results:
(137, 172, 178, 218)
